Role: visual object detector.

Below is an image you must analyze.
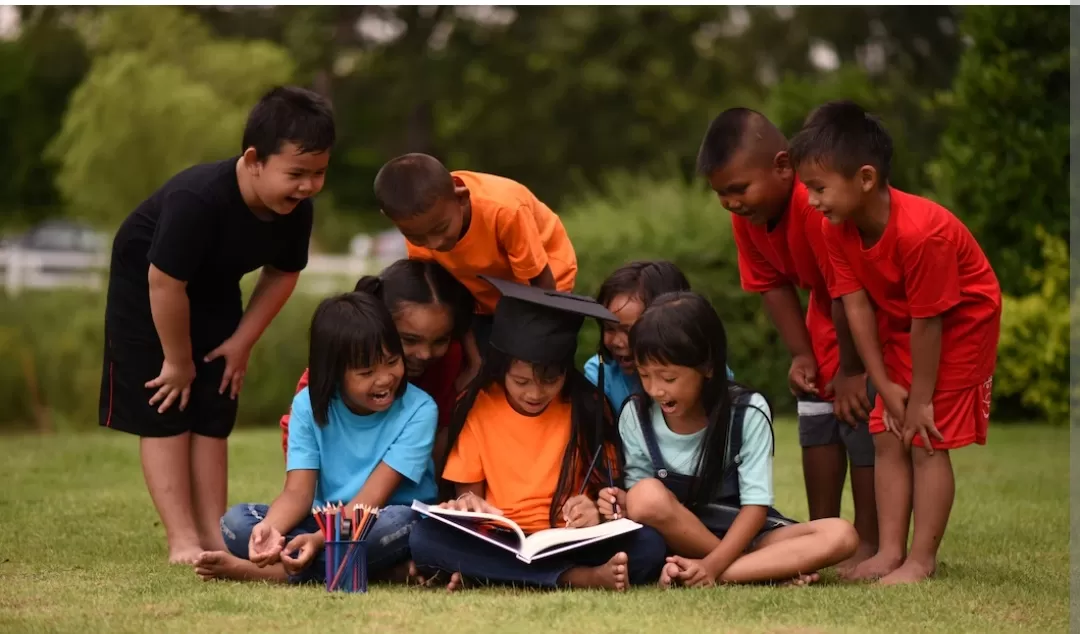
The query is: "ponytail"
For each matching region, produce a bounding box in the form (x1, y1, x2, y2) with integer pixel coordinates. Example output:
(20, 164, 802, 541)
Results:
(353, 275, 385, 298)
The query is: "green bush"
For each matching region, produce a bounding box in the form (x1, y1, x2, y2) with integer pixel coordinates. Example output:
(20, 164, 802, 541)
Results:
(562, 172, 794, 412)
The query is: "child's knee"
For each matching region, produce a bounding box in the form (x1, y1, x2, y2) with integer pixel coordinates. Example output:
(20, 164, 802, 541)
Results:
(220, 503, 264, 555)
(625, 478, 679, 525)
(818, 518, 860, 558)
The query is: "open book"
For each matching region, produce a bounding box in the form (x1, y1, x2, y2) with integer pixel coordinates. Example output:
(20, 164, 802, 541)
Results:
(411, 500, 642, 563)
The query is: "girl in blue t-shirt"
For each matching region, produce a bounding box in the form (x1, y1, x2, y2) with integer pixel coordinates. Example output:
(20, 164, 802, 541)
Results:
(596, 291, 858, 587)
(194, 291, 438, 584)
(584, 261, 733, 416)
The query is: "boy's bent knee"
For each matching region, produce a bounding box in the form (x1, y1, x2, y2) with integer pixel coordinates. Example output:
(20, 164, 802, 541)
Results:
(818, 518, 859, 559)
(625, 479, 679, 525)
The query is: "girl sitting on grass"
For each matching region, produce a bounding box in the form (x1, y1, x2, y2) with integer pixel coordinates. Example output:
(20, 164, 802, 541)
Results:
(584, 261, 733, 415)
(280, 258, 472, 481)
(195, 292, 438, 584)
(597, 291, 859, 587)
(408, 277, 667, 591)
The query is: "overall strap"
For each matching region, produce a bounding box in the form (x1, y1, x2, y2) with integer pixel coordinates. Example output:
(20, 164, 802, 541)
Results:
(633, 397, 670, 476)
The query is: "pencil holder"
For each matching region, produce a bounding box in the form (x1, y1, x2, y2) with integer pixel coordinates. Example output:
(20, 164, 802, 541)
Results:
(324, 540, 369, 593)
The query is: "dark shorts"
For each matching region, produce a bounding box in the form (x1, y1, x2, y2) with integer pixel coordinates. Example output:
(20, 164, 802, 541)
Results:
(98, 331, 238, 439)
(797, 381, 876, 468)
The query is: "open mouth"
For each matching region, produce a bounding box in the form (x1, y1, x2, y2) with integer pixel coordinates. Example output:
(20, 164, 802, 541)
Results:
(284, 195, 305, 205)
(369, 389, 393, 407)
(658, 399, 678, 414)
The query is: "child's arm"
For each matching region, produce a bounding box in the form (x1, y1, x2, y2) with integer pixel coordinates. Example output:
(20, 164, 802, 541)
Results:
(529, 265, 557, 290)
(761, 286, 818, 395)
(250, 468, 318, 566)
(146, 265, 196, 413)
(829, 299, 871, 425)
(206, 266, 300, 399)
(905, 317, 945, 451)
(841, 290, 905, 427)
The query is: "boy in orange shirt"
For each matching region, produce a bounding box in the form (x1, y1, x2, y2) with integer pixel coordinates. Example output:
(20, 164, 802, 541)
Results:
(374, 153, 578, 390)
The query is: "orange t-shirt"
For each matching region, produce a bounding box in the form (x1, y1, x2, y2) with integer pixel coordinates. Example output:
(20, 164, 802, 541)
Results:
(406, 171, 578, 315)
(443, 384, 572, 534)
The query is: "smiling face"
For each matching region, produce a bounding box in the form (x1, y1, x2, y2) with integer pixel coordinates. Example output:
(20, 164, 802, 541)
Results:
(242, 142, 329, 216)
(394, 303, 454, 378)
(503, 360, 566, 416)
(706, 148, 793, 227)
(601, 293, 646, 375)
(796, 159, 877, 225)
(339, 349, 405, 414)
(636, 359, 708, 420)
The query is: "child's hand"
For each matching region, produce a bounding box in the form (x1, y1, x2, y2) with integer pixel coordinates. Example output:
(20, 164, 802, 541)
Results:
(280, 532, 324, 577)
(561, 495, 600, 528)
(145, 358, 196, 414)
(826, 372, 872, 426)
(902, 402, 942, 455)
(596, 487, 627, 521)
(440, 491, 503, 516)
(248, 521, 285, 567)
(879, 380, 909, 437)
(788, 354, 819, 397)
(204, 335, 252, 400)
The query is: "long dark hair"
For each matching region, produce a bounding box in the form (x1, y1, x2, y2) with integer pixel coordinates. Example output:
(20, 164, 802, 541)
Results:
(444, 348, 621, 528)
(595, 261, 691, 362)
(352, 259, 473, 340)
(307, 292, 405, 426)
(630, 291, 753, 507)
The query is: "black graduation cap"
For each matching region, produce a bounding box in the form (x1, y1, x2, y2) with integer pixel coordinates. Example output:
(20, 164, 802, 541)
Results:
(480, 275, 617, 365)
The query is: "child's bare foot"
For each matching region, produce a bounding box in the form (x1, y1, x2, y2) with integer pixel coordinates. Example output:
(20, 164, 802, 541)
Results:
(844, 552, 903, 581)
(658, 561, 682, 589)
(836, 541, 877, 578)
(194, 551, 284, 582)
(878, 558, 935, 586)
(445, 572, 466, 592)
(169, 544, 204, 565)
(778, 572, 821, 587)
(559, 553, 629, 591)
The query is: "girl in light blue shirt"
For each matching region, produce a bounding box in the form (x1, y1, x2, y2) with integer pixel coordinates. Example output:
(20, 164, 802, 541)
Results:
(596, 291, 858, 588)
(584, 261, 732, 415)
(194, 291, 437, 585)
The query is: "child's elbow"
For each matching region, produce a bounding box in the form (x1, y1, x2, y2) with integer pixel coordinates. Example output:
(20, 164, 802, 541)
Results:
(148, 264, 185, 291)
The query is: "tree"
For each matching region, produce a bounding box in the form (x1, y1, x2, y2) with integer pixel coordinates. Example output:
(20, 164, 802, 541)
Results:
(47, 7, 296, 229)
(928, 6, 1069, 295)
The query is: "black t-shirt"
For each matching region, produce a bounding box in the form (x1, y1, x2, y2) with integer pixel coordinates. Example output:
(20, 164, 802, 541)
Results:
(105, 157, 313, 351)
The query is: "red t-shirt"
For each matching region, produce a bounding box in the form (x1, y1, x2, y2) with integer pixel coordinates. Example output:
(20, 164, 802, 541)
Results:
(732, 179, 839, 397)
(822, 188, 1002, 391)
(279, 340, 465, 456)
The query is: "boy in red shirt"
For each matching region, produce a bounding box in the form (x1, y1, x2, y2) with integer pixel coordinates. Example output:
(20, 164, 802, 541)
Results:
(696, 108, 878, 573)
(790, 100, 1002, 585)
(373, 154, 578, 391)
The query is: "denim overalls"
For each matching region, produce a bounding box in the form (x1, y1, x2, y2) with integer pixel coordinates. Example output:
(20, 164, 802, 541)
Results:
(634, 388, 797, 537)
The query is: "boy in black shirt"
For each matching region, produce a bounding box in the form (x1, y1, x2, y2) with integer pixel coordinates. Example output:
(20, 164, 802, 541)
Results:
(100, 85, 335, 564)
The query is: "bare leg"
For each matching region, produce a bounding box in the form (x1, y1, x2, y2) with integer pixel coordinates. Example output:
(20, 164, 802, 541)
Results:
(194, 551, 286, 582)
(802, 444, 846, 519)
(845, 433, 910, 580)
(625, 479, 720, 557)
(557, 553, 629, 591)
(836, 464, 879, 574)
(879, 449, 953, 585)
(190, 434, 228, 552)
(716, 518, 859, 584)
(141, 434, 203, 564)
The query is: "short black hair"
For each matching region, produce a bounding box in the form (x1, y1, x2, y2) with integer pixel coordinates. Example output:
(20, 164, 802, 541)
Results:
(789, 100, 893, 186)
(353, 259, 474, 340)
(373, 153, 455, 220)
(242, 85, 335, 161)
(307, 292, 405, 426)
(696, 107, 786, 175)
(595, 260, 691, 362)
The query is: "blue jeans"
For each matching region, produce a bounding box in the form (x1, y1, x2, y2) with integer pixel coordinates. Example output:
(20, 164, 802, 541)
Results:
(409, 518, 668, 589)
(220, 503, 419, 584)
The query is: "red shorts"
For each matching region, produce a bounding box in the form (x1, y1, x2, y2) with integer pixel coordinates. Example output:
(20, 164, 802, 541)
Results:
(869, 376, 992, 450)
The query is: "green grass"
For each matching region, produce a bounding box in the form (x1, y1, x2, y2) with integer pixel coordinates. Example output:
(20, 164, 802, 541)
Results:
(0, 421, 1067, 634)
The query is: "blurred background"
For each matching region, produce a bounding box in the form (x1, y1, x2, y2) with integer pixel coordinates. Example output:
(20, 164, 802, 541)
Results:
(0, 5, 1068, 434)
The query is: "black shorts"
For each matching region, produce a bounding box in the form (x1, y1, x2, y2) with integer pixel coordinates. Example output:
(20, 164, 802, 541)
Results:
(98, 332, 238, 439)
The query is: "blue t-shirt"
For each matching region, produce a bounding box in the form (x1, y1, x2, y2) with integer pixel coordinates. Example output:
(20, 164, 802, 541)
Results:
(286, 383, 439, 507)
(583, 354, 737, 416)
(619, 392, 774, 507)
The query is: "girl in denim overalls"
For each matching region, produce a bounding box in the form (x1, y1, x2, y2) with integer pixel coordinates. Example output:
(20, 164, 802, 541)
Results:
(596, 291, 860, 587)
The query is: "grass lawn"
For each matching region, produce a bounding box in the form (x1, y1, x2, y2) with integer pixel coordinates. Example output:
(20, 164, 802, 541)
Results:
(0, 420, 1067, 634)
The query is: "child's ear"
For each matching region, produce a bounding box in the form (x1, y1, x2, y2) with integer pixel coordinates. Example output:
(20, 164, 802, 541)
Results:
(858, 165, 878, 193)
(773, 150, 792, 175)
(241, 147, 261, 169)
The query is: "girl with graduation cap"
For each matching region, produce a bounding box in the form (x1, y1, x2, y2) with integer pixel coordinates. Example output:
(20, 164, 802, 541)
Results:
(408, 276, 668, 591)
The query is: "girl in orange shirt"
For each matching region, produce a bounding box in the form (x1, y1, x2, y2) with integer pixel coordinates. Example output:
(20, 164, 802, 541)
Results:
(408, 277, 667, 591)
